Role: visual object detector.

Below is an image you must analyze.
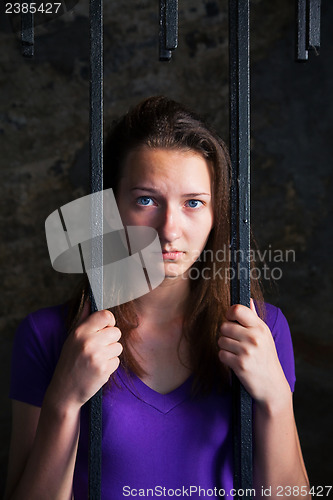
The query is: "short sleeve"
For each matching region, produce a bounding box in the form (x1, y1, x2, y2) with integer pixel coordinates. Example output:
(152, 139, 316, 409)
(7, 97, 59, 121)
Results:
(264, 304, 296, 392)
(9, 305, 68, 407)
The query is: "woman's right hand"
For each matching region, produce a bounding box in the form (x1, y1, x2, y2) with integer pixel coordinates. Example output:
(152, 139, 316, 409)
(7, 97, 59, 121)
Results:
(45, 302, 123, 411)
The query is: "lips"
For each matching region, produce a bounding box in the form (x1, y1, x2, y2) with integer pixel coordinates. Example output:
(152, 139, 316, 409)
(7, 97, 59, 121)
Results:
(162, 250, 185, 260)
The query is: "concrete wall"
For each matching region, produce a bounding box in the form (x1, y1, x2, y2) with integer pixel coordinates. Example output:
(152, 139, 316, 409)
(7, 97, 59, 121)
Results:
(1, 0, 332, 493)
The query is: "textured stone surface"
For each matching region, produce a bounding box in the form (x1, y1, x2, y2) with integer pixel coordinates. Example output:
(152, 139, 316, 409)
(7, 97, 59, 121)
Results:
(0, 0, 332, 493)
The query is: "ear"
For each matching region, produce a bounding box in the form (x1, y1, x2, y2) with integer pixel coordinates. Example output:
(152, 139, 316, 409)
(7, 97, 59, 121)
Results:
(250, 298, 258, 316)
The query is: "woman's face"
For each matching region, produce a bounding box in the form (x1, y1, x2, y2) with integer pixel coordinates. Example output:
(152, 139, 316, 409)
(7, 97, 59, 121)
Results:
(116, 146, 214, 279)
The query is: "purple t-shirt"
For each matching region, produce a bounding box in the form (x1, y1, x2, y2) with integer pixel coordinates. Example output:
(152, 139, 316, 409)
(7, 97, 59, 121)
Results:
(10, 303, 295, 499)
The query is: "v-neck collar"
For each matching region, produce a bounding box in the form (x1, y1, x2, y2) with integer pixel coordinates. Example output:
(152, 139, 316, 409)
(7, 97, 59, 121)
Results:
(116, 365, 193, 414)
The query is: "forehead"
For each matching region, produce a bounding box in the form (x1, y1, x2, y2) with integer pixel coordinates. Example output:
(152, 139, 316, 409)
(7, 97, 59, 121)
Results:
(120, 147, 212, 191)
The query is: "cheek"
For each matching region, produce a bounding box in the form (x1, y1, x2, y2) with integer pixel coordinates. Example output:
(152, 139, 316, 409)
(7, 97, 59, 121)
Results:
(188, 213, 213, 247)
(200, 210, 214, 236)
(117, 202, 156, 228)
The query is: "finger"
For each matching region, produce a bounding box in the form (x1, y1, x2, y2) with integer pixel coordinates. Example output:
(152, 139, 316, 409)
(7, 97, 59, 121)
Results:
(218, 335, 242, 355)
(218, 348, 238, 370)
(225, 303, 257, 327)
(80, 309, 116, 333)
(220, 321, 248, 342)
(108, 341, 123, 359)
(102, 326, 122, 344)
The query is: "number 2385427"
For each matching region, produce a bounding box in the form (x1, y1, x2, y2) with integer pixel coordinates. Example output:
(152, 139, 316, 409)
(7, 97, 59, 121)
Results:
(5, 3, 62, 14)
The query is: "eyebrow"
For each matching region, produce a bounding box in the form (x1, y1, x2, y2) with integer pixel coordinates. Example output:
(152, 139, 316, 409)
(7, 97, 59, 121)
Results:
(131, 187, 211, 197)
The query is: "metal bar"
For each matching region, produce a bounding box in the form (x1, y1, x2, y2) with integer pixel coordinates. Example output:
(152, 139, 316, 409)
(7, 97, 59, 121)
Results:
(296, 0, 308, 61)
(89, 0, 104, 497)
(21, 2, 34, 58)
(229, 1, 253, 498)
(165, 0, 178, 50)
(307, 0, 321, 52)
(159, 0, 172, 61)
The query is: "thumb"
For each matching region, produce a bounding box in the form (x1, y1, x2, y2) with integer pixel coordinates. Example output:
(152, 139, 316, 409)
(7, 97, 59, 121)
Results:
(250, 298, 258, 316)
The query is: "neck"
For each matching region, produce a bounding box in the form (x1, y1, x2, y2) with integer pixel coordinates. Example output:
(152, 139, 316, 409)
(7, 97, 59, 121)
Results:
(135, 276, 190, 324)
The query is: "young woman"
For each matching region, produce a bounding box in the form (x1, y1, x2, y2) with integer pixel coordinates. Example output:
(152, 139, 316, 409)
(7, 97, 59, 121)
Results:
(5, 96, 310, 499)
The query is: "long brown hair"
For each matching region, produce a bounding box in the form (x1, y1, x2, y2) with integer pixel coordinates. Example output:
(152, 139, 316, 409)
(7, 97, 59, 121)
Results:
(67, 96, 264, 394)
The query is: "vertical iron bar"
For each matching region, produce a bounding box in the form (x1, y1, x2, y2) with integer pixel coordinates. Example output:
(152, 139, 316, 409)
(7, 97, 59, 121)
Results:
(296, 0, 308, 61)
(89, 0, 103, 498)
(165, 0, 178, 50)
(159, 0, 178, 60)
(307, 0, 321, 52)
(159, 0, 172, 60)
(229, 1, 253, 498)
(21, 2, 34, 58)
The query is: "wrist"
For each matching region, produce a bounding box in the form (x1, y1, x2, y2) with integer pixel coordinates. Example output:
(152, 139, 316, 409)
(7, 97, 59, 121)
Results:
(43, 388, 82, 421)
(255, 385, 293, 418)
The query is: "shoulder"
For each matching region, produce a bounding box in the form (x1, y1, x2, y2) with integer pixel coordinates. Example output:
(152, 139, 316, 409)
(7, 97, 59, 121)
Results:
(10, 303, 69, 407)
(262, 302, 290, 341)
(14, 303, 68, 360)
(262, 302, 296, 392)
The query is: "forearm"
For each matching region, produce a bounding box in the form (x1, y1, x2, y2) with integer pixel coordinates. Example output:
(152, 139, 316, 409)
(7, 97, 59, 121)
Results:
(7, 398, 80, 500)
(253, 394, 310, 499)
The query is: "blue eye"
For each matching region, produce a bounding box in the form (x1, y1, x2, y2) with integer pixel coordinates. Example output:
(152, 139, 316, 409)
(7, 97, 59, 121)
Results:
(186, 200, 203, 208)
(137, 196, 154, 206)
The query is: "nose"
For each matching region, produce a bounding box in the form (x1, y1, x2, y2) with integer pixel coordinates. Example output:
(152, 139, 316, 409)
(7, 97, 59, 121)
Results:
(157, 205, 182, 243)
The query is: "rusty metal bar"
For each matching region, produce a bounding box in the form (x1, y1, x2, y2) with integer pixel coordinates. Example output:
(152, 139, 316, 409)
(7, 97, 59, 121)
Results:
(159, 0, 178, 61)
(159, 0, 171, 60)
(21, 3, 34, 58)
(307, 0, 321, 52)
(296, 0, 308, 61)
(296, 0, 322, 62)
(229, 0, 253, 497)
(89, 0, 104, 497)
(165, 0, 178, 50)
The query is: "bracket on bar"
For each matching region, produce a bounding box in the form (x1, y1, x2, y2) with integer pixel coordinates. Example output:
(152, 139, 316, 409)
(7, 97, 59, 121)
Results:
(159, 0, 178, 61)
(296, 0, 321, 62)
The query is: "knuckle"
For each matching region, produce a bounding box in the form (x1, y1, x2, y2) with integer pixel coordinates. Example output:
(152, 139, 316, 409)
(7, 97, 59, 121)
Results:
(233, 304, 243, 316)
(220, 322, 228, 333)
(237, 358, 246, 372)
(248, 334, 258, 347)
(241, 344, 252, 358)
(73, 325, 84, 340)
(100, 309, 112, 322)
(80, 339, 92, 357)
(218, 348, 226, 360)
(88, 350, 100, 368)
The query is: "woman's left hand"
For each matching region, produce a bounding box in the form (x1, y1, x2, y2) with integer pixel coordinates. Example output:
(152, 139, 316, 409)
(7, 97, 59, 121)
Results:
(218, 299, 291, 411)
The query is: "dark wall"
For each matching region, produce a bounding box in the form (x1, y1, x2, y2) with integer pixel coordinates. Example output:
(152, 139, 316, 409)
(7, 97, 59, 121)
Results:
(0, 0, 332, 493)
